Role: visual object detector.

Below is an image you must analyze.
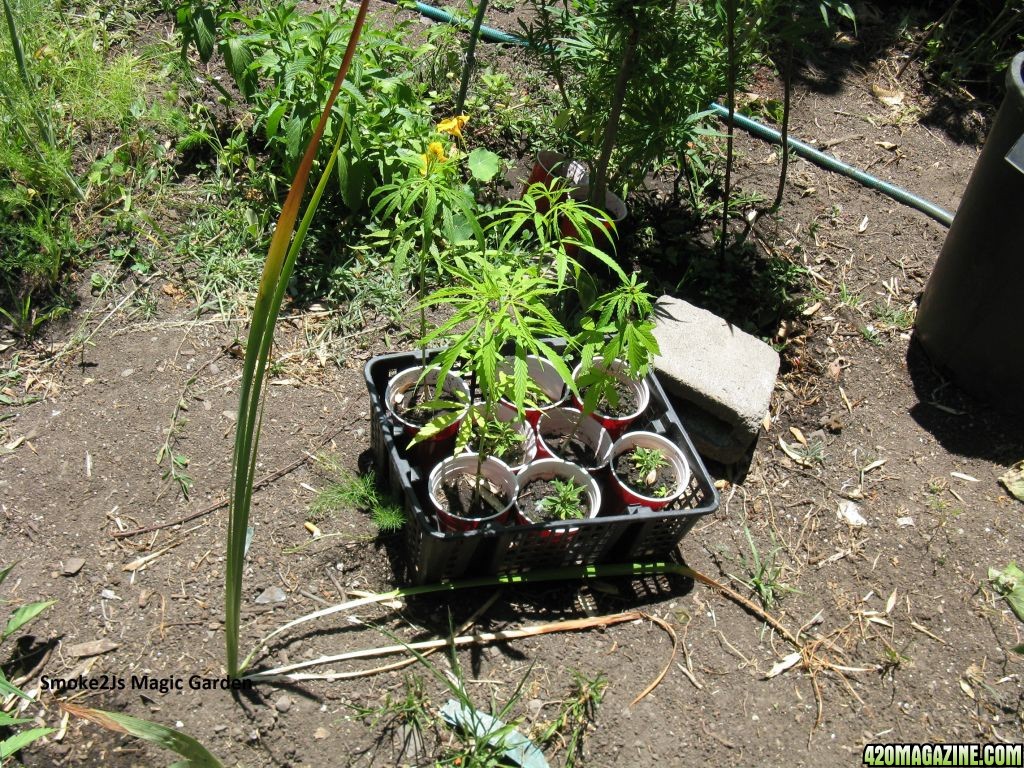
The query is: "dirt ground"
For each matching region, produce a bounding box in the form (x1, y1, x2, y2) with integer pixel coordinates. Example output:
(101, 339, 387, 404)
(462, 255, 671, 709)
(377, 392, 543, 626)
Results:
(2, 4, 1023, 767)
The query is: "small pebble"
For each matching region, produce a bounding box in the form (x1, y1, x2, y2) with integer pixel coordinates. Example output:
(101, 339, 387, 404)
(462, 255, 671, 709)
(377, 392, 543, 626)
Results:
(275, 695, 293, 714)
(255, 586, 287, 604)
(61, 558, 85, 576)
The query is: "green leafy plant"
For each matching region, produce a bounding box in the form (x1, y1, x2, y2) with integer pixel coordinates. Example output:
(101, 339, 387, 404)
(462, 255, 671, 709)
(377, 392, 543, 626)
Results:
(225, 0, 371, 679)
(177, 0, 440, 206)
(629, 446, 666, 483)
(456, 411, 526, 468)
(538, 478, 587, 521)
(0, 563, 55, 764)
(521, 0, 732, 203)
(729, 526, 794, 610)
(574, 273, 659, 417)
(491, 179, 620, 290)
(421, 251, 574, 507)
(371, 117, 486, 369)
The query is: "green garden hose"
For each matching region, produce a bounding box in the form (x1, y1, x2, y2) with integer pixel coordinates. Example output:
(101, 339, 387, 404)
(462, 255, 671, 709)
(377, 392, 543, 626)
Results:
(412, 1, 522, 45)
(707, 103, 955, 226)
(409, 1, 956, 226)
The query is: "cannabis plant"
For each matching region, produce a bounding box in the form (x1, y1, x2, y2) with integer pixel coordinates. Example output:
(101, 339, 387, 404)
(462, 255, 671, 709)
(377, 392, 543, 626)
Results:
(521, 0, 732, 203)
(421, 251, 574, 504)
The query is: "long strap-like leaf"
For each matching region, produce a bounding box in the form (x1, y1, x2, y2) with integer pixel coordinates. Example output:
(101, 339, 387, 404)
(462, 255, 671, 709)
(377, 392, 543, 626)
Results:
(225, 0, 371, 678)
(60, 703, 222, 768)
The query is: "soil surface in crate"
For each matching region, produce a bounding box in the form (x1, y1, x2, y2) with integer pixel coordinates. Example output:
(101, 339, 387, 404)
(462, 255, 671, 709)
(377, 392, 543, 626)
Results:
(517, 477, 591, 523)
(436, 473, 511, 520)
(613, 448, 680, 498)
(542, 431, 602, 467)
(393, 380, 462, 428)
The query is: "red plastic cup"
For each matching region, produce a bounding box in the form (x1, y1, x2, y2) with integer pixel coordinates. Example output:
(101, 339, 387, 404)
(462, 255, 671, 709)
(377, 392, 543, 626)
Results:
(428, 455, 518, 533)
(571, 357, 650, 440)
(608, 432, 691, 513)
(535, 407, 613, 474)
(514, 459, 601, 542)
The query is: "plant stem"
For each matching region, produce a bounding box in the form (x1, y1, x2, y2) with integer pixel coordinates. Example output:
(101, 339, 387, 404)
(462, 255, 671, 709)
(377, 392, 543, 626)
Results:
(537, 0, 570, 109)
(591, 23, 639, 209)
(719, 0, 737, 259)
(418, 234, 430, 371)
(455, 0, 489, 114)
(770, 39, 793, 212)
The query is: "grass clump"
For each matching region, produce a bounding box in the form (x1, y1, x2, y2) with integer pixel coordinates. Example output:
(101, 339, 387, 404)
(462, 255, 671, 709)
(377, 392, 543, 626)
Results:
(1, 0, 185, 331)
(311, 454, 406, 534)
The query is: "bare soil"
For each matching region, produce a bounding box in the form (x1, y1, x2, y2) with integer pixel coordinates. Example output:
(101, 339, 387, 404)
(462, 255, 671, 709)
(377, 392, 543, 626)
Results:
(541, 431, 601, 469)
(436, 473, 509, 520)
(583, 377, 640, 419)
(2, 4, 1023, 767)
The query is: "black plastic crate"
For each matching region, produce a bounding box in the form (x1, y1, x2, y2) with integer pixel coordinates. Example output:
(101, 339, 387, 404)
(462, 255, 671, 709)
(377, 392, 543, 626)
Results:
(365, 347, 719, 584)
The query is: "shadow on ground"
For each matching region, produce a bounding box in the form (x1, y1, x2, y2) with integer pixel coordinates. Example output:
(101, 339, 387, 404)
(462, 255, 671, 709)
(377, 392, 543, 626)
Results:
(906, 337, 1024, 464)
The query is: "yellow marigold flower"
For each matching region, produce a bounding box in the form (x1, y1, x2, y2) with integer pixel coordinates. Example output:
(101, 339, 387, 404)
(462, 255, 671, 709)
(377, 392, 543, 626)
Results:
(427, 141, 447, 161)
(436, 115, 469, 138)
(420, 141, 449, 175)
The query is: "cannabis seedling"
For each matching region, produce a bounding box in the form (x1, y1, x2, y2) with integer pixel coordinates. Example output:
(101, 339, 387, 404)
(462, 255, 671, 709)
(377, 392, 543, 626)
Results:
(538, 478, 587, 521)
(630, 446, 667, 487)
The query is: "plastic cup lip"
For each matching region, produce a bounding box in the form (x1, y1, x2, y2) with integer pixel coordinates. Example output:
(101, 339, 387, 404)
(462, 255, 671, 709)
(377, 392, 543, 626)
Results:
(428, 454, 519, 528)
(535, 406, 613, 471)
(385, 365, 470, 435)
(609, 431, 691, 506)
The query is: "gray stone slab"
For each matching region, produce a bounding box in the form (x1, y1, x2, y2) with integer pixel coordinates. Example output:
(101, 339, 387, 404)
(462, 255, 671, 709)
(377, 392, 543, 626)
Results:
(652, 296, 779, 463)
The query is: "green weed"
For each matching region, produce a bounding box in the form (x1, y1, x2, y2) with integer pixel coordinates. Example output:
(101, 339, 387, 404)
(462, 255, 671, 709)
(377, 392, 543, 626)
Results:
(729, 526, 795, 610)
(1, 0, 184, 324)
(871, 300, 915, 332)
(837, 282, 864, 310)
(534, 670, 607, 768)
(311, 456, 406, 534)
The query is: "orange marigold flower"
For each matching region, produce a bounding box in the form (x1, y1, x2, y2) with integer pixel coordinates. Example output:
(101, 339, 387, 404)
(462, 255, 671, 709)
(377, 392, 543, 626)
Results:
(436, 115, 469, 138)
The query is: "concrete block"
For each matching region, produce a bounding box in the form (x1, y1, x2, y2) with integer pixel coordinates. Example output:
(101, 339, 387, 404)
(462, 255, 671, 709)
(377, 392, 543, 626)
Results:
(652, 296, 779, 464)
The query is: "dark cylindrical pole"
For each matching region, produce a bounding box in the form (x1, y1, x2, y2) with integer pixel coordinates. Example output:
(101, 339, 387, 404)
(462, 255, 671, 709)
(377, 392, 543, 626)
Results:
(915, 52, 1024, 413)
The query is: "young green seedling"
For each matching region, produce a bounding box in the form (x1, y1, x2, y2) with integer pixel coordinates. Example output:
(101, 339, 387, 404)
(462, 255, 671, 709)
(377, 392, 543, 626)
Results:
(630, 446, 667, 488)
(537, 477, 588, 521)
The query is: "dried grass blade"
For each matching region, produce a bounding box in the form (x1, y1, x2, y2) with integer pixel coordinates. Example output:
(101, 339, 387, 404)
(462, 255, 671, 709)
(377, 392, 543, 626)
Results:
(245, 611, 642, 682)
(629, 613, 678, 705)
